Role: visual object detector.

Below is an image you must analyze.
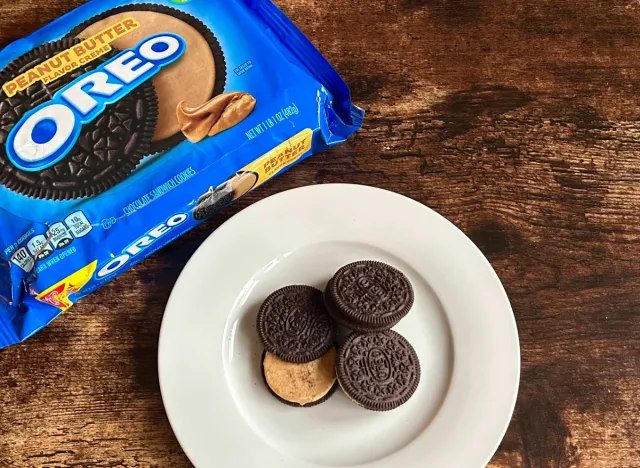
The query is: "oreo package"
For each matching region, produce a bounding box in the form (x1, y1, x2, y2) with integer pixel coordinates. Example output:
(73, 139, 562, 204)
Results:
(0, 0, 363, 348)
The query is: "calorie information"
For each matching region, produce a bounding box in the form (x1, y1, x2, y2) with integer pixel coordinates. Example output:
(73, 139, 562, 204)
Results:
(9, 211, 92, 272)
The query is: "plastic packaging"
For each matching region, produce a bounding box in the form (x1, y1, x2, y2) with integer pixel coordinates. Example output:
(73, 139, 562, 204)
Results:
(0, 0, 363, 348)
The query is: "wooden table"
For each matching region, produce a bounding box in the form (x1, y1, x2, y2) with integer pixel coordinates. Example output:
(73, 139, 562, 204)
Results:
(1, 0, 639, 466)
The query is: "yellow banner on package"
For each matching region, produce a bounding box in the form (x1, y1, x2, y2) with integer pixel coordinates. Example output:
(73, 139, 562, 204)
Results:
(2, 18, 140, 97)
(242, 128, 314, 187)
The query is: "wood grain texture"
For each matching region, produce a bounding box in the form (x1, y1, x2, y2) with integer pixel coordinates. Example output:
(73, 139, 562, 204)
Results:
(1, 0, 639, 467)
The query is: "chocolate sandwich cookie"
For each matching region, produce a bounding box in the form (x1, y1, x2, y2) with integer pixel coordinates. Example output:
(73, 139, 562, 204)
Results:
(327, 261, 414, 332)
(71, 4, 227, 151)
(337, 331, 421, 412)
(262, 348, 338, 407)
(324, 279, 375, 332)
(257, 285, 336, 363)
(325, 278, 400, 334)
(0, 39, 157, 200)
(228, 171, 258, 201)
(192, 171, 257, 220)
(192, 184, 234, 221)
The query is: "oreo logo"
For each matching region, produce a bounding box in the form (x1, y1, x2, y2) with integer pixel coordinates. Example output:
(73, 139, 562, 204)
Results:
(6, 34, 186, 172)
(100, 217, 117, 230)
(284, 307, 311, 336)
(366, 348, 393, 382)
(96, 212, 188, 279)
(357, 276, 389, 300)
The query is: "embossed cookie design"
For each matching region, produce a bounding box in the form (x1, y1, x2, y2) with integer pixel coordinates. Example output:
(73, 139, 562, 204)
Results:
(257, 285, 336, 363)
(337, 331, 421, 412)
(326, 261, 414, 332)
(0, 38, 158, 200)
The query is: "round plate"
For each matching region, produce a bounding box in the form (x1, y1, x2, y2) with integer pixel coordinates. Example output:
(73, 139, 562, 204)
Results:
(159, 184, 520, 468)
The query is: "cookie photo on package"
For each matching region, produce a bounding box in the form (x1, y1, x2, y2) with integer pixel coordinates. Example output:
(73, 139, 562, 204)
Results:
(0, 0, 364, 348)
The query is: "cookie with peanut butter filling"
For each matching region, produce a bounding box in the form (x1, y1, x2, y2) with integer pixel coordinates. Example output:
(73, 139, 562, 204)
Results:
(262, 348, 338, 407)
(228, 171, 258, 201)
(192, 184, 233, 221)
(192, 171, 257, 221)
(70, 4, 226, 151)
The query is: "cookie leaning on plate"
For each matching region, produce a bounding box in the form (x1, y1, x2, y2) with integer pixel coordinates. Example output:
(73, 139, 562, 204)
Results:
(326, 261, 414, 333)
(257, 285, 336, 363)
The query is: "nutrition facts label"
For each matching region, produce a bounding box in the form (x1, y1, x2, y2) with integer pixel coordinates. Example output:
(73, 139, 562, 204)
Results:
(64, 211, 92, 238)
(9, 210, 93, 273)
(47, 223, 73, 249)
(27, 235, 54, 261)
(11, 247, 35, 273)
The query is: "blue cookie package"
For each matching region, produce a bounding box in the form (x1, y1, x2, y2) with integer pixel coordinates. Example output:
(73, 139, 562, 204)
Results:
(0, 0, 363, 348)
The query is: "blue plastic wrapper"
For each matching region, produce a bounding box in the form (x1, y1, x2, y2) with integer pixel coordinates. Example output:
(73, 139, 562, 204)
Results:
(0, 0, 363, 348)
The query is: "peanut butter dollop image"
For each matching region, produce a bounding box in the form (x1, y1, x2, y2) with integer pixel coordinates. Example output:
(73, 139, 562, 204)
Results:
(176, 92, 257, 143)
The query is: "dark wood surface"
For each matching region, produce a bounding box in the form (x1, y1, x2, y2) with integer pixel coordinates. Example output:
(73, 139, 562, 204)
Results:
(1, 0, 639, 466)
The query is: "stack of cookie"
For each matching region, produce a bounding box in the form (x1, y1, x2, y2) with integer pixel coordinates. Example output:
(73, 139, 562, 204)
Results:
(257, 286, 339, 407)
(326, 261, 421, 412)
(257, 261, 421, 412)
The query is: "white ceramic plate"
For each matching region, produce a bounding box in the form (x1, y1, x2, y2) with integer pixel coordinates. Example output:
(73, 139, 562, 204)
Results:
(159, 184, 520, 468)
